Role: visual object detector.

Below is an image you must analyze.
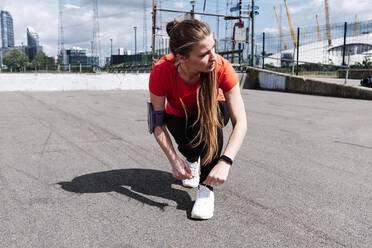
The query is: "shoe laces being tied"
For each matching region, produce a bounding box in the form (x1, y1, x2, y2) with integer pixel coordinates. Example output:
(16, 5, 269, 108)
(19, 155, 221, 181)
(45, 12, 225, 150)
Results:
(186, 160, 199, 173)
(189, 162, 198, 170)
(198, 185, 212, 199)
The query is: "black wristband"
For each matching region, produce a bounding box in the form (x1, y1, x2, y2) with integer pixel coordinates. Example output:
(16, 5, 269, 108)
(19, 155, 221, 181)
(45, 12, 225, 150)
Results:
(219, 155, 233, 166)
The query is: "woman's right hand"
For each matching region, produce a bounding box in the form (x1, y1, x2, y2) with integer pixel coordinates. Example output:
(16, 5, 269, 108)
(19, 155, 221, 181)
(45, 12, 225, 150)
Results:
(171, 157, 194, 180)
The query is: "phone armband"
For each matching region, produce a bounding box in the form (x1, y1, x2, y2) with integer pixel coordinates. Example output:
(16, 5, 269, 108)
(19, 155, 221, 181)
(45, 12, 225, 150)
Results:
(147, 102, 165, 134)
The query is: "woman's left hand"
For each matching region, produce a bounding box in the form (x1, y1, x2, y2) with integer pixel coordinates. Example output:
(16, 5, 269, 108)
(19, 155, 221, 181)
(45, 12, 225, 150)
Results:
(202, 160, 231, 187)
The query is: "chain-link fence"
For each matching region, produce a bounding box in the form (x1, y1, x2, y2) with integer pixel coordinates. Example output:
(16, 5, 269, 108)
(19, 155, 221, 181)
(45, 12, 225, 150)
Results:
(152, 0, 372, 76)
(105, 0, 372, 78)
(108, 52, 153, 73)
(256, 19, 372, 77)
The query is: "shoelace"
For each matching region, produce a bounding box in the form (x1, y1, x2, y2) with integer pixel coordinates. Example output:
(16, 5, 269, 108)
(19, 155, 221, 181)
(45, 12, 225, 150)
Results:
(188, 162, 199, 172)
(198, 186, 211, 199)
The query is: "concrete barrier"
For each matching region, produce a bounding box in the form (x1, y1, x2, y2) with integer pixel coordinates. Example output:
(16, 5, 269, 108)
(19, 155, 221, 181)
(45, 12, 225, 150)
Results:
(0, 73, 149, 91)
(239, 67, 372, 100)
(338, 69, 372, 79)
(2, 71, 372, 100)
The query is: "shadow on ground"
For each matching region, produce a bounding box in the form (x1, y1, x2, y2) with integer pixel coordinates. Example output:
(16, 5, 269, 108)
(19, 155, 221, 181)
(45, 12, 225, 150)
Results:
(57, 169, 193, 213)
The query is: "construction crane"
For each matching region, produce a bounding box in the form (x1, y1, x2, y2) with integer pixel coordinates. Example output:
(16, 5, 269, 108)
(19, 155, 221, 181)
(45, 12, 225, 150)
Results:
(324, 0, 332, 46)
(316, 14, 321, 41)
(273, 5, 288, 50)
(284, 0, 297, 48)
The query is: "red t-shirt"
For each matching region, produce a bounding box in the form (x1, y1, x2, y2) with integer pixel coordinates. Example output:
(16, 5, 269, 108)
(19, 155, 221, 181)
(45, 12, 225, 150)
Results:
(149, 53, 239, 117)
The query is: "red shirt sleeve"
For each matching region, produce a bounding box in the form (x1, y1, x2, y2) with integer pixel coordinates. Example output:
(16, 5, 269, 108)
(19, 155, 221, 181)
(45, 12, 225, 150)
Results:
(217, 55, 239, 92)
(149, 65, 165, 96)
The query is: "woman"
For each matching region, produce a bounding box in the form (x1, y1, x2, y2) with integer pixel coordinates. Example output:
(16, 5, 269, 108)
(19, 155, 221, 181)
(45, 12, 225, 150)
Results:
(148, 19, 247, 219)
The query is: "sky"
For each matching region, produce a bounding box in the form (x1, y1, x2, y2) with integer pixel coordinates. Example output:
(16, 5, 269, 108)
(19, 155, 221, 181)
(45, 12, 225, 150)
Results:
(1, 0, 371, 58)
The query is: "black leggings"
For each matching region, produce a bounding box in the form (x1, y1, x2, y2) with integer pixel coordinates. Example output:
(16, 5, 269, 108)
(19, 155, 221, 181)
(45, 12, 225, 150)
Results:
(165, 101, 229, 184)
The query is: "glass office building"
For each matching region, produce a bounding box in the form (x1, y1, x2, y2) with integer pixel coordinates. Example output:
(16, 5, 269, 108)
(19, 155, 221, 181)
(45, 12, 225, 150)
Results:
(0, 10, 14, 48)
(26, 26, 42, 60)
(27, 26, 40, 48)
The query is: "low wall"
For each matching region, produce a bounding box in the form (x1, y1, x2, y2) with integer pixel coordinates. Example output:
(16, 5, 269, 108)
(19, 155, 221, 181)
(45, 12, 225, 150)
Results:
(2, 71, 372, 100)
(0, 73, 149, 91)
(338, 69, 372, 79)
(238, 67, 372, 100)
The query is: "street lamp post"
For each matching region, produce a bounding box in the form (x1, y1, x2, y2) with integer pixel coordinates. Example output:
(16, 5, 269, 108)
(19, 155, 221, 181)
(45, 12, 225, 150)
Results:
(110, 38, 113, 64)
(251, 0, 256, 67)
(0, 49, 2, 72)
(190, 1, 196, 19)
(133, 26, 137, 54)
(21, 42, 24, 72)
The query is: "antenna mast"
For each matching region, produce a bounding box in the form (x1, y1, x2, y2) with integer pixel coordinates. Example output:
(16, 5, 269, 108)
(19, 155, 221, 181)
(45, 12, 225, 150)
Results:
(273, 5, 288, 50)
(58, 0, 65, 58)
(324, 0, 332, 46)
(143, 0, 148, 52)
(284, 0, 297, 48)
(316, 14, 322, 41)
(92, 0, 102, 66)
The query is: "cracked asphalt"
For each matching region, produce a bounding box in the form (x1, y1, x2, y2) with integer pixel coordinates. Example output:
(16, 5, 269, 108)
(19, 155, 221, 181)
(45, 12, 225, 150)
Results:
(0, 89, 371, 248)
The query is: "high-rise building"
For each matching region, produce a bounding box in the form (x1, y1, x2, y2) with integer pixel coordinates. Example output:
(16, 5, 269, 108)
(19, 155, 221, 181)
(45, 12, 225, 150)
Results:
(0, 10, 15, 49)
(27, 26, 39, 47)
(25, 26, 42, 60)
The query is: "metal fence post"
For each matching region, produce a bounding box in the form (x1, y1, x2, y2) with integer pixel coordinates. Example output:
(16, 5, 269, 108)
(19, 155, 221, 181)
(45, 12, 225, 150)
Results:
(251, 0, 256, 67)
(296, 27, 300, 75)
(342, 22, 347, 66)
(344, 53, 350, 85)
(291, 46, 295, 75)
(262, 32, 265, 69)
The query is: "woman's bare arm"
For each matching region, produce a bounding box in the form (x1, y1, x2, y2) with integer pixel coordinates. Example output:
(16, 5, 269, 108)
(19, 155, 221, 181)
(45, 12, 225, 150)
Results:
(150, 93, 193, 180)
(222, 84, 248, 160)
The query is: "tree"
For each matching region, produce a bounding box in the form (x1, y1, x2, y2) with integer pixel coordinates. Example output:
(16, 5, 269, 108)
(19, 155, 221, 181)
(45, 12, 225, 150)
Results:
(3, 49, 29, 71)
(31, 51, 52, 69)
(362, 56, 372, 68)
(352, 56, 372, 69)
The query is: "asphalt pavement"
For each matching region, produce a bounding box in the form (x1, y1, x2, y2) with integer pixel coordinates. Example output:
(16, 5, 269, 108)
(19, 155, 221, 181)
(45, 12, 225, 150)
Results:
(0, 89, 371, 248)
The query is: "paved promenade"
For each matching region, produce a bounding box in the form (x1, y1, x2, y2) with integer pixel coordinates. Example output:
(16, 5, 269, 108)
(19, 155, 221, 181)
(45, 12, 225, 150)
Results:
(305, 76, 361, 87)
(0, 89, 371, 247)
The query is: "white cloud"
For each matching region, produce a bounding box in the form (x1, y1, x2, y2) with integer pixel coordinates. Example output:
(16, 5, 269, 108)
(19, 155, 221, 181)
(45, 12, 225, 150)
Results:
(263, 28, 279, 35)
(0, 0, 154, 57)
(174, 2, 188, 9)
(64, 4, 80, 10)
(289, 0, 372, 24)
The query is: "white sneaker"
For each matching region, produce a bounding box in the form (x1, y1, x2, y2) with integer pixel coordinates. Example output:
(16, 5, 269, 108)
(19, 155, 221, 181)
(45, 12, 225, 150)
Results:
(191, 184, 214, 220)
(182, 158, 200, 188)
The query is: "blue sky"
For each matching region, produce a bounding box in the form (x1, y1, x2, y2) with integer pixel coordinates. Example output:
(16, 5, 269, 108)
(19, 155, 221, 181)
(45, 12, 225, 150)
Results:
(1, 0, 371, 57)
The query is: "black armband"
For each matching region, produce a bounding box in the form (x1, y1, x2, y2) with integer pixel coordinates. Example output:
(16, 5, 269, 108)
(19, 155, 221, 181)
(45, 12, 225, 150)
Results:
(219, 155, 233, 166)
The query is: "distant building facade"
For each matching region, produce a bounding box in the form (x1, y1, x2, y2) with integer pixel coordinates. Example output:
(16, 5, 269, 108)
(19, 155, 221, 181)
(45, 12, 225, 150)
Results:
(0, 10, 14, 49)
(118, 48, 126, 55)
(25, 26, 42, 61)
(63, 47, 99, 65)
(66, 48, 88, 64)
